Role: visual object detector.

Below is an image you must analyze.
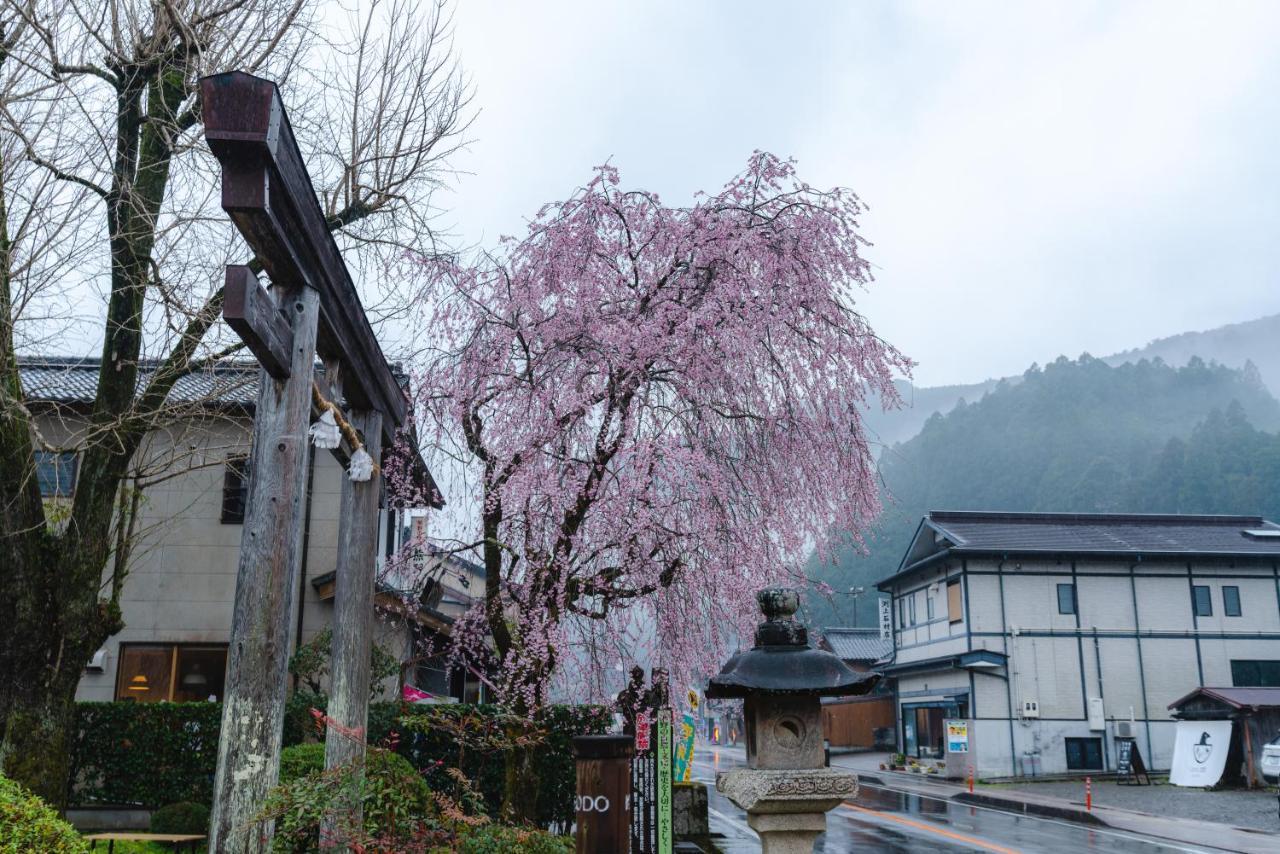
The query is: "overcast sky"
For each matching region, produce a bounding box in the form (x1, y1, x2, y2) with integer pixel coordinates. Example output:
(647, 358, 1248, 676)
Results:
(437, 0, 1280, 387)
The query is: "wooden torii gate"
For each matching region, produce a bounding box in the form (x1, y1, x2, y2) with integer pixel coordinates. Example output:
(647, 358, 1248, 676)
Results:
(199, 72, 440, 852)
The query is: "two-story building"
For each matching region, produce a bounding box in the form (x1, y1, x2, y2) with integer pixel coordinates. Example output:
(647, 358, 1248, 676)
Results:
(20, 356, 489, 706)
(878, 511, 1280, 777)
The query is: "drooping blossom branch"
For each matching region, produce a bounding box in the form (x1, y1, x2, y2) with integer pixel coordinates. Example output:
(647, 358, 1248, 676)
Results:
(410, 152, 910, 709)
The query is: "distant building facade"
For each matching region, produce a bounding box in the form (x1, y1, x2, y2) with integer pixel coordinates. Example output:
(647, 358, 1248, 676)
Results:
(19, 357, 487, 706)
(878, 511, 1280, 777)
(818, 628, 895, 749)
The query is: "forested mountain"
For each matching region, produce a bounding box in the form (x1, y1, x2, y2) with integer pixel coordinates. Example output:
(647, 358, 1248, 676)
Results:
(859, 313, 1280, 450)
(807, 355, 1280, 629)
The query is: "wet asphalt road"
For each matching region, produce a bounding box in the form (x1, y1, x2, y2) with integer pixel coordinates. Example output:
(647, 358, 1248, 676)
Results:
(692, 746, 1219, 853)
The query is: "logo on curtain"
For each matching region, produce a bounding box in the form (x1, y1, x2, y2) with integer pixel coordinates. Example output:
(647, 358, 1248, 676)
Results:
(1192, 732, 1213, 765)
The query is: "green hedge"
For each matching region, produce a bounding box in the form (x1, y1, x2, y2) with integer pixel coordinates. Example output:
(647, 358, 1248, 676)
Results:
(69, 698, 609, 829)
(71, 702, 222, 807)
(398, 703, 611, 830)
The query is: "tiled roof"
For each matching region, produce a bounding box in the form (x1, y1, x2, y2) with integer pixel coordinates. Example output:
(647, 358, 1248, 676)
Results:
(20, 356, 261, 406)
(880, 510, 1280, 590)
(927, 511, 1280, 557)
(820, 628, 893, 663)
(18, 355, 410, 408)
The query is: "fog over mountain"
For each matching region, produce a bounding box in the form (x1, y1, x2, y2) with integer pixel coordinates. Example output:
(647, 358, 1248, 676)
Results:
(860, 313, 1280, 451)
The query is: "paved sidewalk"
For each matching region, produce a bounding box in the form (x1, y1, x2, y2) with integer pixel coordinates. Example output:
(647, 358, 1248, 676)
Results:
(1002, 777, 1278, 834)
(823, 753, 1280, 854)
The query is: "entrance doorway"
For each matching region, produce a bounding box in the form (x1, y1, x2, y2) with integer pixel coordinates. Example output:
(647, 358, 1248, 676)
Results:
(902, 700, 964, 758)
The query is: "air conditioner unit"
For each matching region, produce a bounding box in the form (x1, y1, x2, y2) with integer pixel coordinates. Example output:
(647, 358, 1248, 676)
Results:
(1020, 699, 1040, 719)
(85, 649, 107, 673)
(1115, 721, 1135, 739)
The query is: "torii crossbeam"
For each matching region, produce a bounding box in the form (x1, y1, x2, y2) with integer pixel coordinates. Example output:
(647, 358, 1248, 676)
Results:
(200, 71, 441, 852)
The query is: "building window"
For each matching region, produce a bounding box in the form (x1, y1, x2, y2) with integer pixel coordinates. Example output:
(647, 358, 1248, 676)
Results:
(1191, 585, 1212, 617)
(926, 594, 935, 621)
(1222, 586, 1242, 617)
(35, 450, 77, 498)
(947, 580, 963, 623)
(898, 597, 906, 628)
(1056, 583, 1077, 615)
(116, 644, 227, 702)
(908, 595, 917, 626)
(1065, 737, 1103, 771)
(221, 458, 249, 524)
(1231, 660, 1280, 687)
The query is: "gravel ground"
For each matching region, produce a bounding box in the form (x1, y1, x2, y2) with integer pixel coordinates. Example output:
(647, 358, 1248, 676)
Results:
(998, 778, 1280, 832)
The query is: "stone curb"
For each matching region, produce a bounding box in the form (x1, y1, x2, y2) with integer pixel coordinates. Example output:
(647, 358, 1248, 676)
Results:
(951, 791, 1107, 826)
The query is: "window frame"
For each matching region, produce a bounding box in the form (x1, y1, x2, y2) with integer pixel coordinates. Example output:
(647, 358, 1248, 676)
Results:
(926, 593, 935, 621)
(1064, 737, 1104, 771)
(35, 450, 78, 498)
(221, 457, 250, 524)
(114, 642, 229, 702)
(1056, 583, 1077, 616)
(1192, 585, 1212, 618)
(947, 580, 963, 624)
(1231, 659, 1280, 687)
(1222, 585, 1242, 618)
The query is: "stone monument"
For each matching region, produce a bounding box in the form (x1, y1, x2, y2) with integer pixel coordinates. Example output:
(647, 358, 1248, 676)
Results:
(706, 588, 880, 853)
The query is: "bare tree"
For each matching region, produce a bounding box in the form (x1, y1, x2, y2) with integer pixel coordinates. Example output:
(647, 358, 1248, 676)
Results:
(0, 0, 470, 804)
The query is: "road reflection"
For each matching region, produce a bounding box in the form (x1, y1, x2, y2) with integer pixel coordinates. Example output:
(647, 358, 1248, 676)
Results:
(694, 745, 1213, 854)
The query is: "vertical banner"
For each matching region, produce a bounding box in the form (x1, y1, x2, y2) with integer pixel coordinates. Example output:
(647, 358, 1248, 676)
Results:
(630, 710, 654, 854)
(674, 712, 696, 782)
(656, 708, 674, 854)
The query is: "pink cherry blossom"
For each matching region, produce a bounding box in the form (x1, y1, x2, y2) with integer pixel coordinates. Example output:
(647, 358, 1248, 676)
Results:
(406, 152, 909, 709)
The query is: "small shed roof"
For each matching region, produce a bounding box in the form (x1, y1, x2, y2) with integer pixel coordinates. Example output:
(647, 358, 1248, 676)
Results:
(1168, 686, 1280, 712)
(820, 628, 893, 663)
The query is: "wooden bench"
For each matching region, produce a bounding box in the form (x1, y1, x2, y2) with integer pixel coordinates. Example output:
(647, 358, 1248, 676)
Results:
(85, 831, 204, 852)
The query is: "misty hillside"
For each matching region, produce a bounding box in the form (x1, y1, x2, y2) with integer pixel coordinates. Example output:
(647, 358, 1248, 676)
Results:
(859, 313, 1280, 450)
(807, 354, 1280, 629)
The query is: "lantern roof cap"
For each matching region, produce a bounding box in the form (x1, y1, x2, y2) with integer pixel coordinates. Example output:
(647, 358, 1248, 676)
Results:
(704, 588, 880, 699)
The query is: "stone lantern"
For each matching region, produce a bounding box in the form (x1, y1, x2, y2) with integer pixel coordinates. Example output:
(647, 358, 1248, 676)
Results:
(705, 588, 879, 854)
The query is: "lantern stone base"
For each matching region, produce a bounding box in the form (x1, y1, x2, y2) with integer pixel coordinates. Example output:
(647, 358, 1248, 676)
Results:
(716, 768, 857, 854)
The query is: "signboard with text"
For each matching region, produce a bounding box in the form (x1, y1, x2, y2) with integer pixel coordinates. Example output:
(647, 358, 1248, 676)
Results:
(945, 719, 969, 753)
(656, 709, 673, 854)
(879, 598, 892, 639)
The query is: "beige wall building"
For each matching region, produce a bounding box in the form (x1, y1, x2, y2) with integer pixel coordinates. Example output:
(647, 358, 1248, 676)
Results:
(21, 357, 487, 707)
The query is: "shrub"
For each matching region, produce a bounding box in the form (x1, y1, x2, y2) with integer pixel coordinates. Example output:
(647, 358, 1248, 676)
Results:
(0, 774, 89, 853)
(279, 743, 327, 783)
(288, 629, 400, 699)
(398, 703, 610, 830)
(449, 824, 572, 854)
(258, 748, 433, 851)
(150, 801, 210, 835)
(282, 693, 402, 749)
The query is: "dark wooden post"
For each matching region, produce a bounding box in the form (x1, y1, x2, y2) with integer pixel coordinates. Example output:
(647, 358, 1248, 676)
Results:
(209, 284, 320, 852)
(322, 409, 384, 845)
